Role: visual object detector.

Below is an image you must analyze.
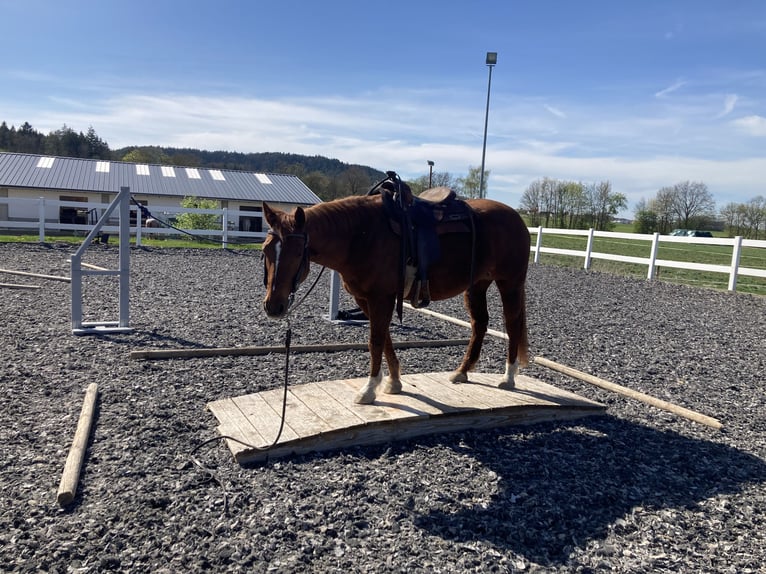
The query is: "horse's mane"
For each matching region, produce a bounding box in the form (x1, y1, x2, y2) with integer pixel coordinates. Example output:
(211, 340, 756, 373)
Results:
(304, 195, 383, 238)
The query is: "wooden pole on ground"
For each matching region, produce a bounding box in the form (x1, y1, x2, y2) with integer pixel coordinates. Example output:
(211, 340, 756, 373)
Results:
(533, 356, 723, 430)
(57, 383, 99, 506)
(0, 282, 42, 290)
(0, 268, 71, 283)
(130, 338, 471, 360)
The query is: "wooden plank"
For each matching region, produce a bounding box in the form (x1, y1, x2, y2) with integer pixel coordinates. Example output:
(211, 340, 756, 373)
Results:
(258, 387, 333, 439)
(231, 392, 299, 444)
(318, 378, 396, 423)
(422, 372, 542, 407)
(289, 383, 367, 429)
(405, 372, 495, 410)
(207, 397, 269, 454)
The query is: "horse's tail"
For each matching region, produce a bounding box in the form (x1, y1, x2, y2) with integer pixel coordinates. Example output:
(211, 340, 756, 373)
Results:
(517, 283, 529, 367)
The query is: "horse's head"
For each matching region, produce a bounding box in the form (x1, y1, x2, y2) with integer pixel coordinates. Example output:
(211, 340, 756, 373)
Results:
(261, 202, 310, 319)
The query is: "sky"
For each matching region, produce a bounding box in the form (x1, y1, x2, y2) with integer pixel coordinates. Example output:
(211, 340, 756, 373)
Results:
(1, 1, 765, 217)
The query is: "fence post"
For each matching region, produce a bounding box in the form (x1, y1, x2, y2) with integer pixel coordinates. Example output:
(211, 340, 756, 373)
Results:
(534, 226, 543, 264)
(135, 205, 142, 247)
(728, 236, 743, 292)
(329, 270, 341, 320)
(584, 228, 595, 270)
(647, 232, 660, 280)
(222, 207, 229, 249)
(38, 197, 46, 242)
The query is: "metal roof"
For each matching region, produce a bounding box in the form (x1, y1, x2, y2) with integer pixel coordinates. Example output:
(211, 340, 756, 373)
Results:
(0, 152, 322, 205)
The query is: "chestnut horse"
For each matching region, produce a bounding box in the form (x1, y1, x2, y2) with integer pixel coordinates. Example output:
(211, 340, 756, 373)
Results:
(261, 188, 530, 405)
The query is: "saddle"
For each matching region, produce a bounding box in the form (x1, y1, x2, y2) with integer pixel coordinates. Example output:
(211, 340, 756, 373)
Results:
(374, 175, 475, 316)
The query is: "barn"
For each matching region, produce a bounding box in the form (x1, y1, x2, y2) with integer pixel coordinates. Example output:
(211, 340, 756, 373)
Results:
(0, 151, 321, 233)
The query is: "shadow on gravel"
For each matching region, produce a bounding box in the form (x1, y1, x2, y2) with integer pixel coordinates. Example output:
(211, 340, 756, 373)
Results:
(413, 416, 766, 567)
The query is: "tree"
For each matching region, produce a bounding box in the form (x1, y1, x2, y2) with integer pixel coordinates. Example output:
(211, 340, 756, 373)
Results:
(121, 147, 168, 164)
(743, 196, 766, 240)
(338, 167, 373, 196)
(457, 166, 488, 199)
(85, 126, 110, 159)
(652, 186, 677, 234)
(174, 197, 220, 233)
(408, 171, 459, 195)
(669, 180, 716, 229)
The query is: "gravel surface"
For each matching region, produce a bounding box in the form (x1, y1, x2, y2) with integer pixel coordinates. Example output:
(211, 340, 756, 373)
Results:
(1, 242, 765, 573)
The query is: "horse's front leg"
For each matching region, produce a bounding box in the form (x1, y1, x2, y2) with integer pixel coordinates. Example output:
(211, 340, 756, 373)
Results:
(354, 296, 399, 404)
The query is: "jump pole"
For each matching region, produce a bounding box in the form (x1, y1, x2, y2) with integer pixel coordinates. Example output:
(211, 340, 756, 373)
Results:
(533, 357, 722, 430)
(0, 268, 70, 283)
(405, 304, 723, 430)
(57, 383, 99, 506)
(130, 338, 471, 360)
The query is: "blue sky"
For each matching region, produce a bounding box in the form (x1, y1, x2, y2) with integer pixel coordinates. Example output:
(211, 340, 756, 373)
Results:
(2, 1, 765, 216)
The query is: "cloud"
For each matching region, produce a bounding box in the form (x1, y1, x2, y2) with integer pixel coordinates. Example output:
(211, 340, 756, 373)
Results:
(543, 104, 566, 119)
(715, 94, 738, 118)
(731, 115, 766, 137)
(654, 80, 686, 98)
(4, 87, 765, 216)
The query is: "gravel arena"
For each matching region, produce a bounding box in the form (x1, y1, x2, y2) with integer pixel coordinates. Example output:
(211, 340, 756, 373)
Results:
(2, 242, 765, 574)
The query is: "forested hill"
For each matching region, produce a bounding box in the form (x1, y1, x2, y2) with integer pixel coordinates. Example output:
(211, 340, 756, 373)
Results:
(112, 146, 384, 180)
(0, 121, 386, 200)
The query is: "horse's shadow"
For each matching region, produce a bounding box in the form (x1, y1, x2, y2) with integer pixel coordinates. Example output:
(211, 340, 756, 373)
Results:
(408, 416, 766, 566)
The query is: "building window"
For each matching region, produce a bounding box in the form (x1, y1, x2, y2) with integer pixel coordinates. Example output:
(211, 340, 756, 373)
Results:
(59, 196, 89, 225)
(239, 205, 263, 232)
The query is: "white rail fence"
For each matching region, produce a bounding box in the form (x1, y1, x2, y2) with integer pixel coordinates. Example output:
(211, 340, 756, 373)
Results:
(530, 226, 766, 292)
(0, 196, 267, 247)
(2, 197, 765, 293)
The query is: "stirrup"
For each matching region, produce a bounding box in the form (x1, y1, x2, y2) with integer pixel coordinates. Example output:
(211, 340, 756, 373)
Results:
(410, 280, 431, 309)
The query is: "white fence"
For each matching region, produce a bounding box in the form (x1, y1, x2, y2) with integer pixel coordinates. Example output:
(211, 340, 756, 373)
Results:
(531, 226, 766, 292)
(0, 196, 267, 248)
(2, 196, 765, 292)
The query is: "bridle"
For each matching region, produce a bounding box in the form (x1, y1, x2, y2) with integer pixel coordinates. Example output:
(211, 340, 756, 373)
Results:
(262, 229, 320, 314)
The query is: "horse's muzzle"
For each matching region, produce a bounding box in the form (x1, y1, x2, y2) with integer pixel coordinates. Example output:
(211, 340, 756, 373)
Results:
(263, 298, 287, 319)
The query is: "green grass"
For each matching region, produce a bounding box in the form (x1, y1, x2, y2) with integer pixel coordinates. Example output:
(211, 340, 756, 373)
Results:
(530, 231, 766, 296)
(3, 231, 764, 295)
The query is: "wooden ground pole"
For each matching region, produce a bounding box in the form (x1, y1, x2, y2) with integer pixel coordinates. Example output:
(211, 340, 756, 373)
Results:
(57, 383, 99, 506)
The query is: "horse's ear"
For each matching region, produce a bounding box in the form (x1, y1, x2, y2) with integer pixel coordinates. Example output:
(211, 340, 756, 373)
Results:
(294, 206, 306, 230)
(262, 202, 279, 229)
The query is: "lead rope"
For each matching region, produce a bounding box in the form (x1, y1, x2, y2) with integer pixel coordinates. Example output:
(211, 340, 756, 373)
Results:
(189, 265, 324, 459)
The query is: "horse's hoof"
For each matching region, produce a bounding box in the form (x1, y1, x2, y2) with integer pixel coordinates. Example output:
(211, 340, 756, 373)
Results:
(383, 377, 402, 395)
(449, 371, 468, 384)
(354, 390, 376, 404)
(498, 380, 515, 390)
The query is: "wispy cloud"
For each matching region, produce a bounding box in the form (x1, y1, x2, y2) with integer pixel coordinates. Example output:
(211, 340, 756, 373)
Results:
(543, 104, 566, 118)
(716, 94, 738, 118)
(654, 79, 686, 98)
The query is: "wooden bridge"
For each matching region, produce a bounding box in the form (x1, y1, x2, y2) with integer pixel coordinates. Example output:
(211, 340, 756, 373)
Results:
(207, 371, 606, 464)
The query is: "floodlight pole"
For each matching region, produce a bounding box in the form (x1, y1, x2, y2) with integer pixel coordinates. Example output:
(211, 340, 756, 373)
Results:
(479, 51, 497, 199)
(427, 160, 434, 188)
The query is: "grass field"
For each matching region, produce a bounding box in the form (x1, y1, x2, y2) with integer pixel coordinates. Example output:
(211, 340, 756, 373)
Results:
(2, 229, 765, 296)
(530, 230, 766, 296)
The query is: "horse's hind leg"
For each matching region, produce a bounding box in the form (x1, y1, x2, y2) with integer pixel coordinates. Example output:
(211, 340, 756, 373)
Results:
(450, 281, 491, 383)
(497, 280, 529, 389)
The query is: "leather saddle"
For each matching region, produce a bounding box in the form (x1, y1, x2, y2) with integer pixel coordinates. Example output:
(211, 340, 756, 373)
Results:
(376, 179, 474, 314)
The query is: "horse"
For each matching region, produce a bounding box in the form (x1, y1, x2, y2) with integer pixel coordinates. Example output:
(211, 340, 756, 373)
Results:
(261, 181, 530, 405)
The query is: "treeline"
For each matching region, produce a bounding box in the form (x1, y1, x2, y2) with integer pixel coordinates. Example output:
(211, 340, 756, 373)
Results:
(518, 177, 628, 231)
(634, 181, 765, 239)
(0, 121, 110, 160)
(0, 121, 386, 201)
